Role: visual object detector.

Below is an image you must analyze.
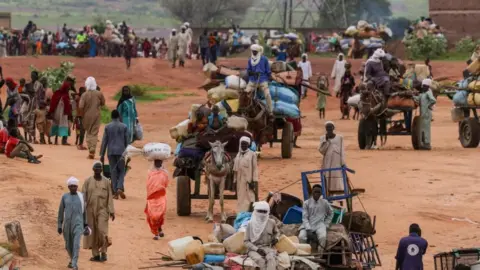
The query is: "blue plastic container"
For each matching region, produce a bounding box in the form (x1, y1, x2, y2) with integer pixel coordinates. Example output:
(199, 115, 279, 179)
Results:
(203, 255, 225, 264)
(282, 205, 303, 224)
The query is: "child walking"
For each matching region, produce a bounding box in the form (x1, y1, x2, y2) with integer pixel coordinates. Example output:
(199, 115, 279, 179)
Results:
(74, 87, 86, 150)
(34, 101, 52, 144)
(145, 158, 170, 240)
(316, 75, 329, 119)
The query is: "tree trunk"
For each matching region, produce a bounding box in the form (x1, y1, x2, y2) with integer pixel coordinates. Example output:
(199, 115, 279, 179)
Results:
(4, 221, 28, 257)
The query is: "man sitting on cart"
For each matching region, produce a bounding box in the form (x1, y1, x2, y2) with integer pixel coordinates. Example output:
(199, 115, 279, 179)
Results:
(245, 44, 273, 116)
(298, 184, 333, 255)
(364, 48, 390, 100)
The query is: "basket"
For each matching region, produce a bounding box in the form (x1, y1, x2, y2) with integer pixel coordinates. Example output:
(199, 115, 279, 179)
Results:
(434, 248, 480, 270)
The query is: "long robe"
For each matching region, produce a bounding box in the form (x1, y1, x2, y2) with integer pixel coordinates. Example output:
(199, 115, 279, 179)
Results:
(20, 92, 36, 137)
(233, 150, 258, 212)
(79, 90, 105, 154)
(168, 35, 179, 62)
(144, 169, 169, 235)
(82, 176, 115, 256)
(177, 32, 189, 62)
(58, 192, 86, 269)
(51, 99, 70, 137)
(244, 218, 279, 270)
(331, 57, 346, 95)
(318, 134, 345, 193)
(415, 89, 436, 148)
(34, 81, 45, 108)
(117, 98, 137, 144)
(6, 86, 22, 124)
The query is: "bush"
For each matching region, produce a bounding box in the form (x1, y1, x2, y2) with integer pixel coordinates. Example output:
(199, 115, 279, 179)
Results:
(404, 33, 447, 60)
(456, 36, 477, 54)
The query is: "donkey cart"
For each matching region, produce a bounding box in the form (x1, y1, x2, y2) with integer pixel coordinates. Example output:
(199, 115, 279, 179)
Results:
(174, 128, 258, 218)
(445, 89, 480, 148)
(357, 89, 421, 150)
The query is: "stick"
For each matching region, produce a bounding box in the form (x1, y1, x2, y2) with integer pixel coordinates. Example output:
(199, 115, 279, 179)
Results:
(138, 262, 186, 269)
(4, 221, 28, 257)
(301, 83, 331, 96)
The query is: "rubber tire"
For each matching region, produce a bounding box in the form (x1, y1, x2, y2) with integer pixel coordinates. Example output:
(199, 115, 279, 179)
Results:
(176, 176, 191, 216)
(358, 118, 374, 150)
(281, 122, 294, 159)
(460, 117, 480, 148)
(411, 116, 420, 150)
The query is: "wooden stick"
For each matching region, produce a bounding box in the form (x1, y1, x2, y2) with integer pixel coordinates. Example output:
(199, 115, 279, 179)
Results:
(4, 221, 28, 257)
(301, 83, 332, 96)
(138, 261, 186, 269)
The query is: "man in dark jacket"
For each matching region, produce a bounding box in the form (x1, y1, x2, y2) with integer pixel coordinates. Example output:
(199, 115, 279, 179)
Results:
(395, 223, 428, 270)
(100, 109, 129, 199)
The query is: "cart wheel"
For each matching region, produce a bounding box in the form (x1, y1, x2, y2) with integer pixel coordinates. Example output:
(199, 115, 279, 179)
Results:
(281, 122, 294, 159)
(358, 118, 375, 150)
(176, 176, 191, 216)
(460, 117, 480, 148)
(411, 116, 420, 150)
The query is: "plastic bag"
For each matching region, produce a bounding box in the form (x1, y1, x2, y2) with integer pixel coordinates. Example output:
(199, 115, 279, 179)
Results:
(134, 122, 143, 140)
(225, 75, 246, 90)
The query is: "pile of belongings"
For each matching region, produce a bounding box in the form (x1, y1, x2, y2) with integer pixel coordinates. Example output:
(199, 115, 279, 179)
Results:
(452, 58, 480, 108)
(103, 20, 135, 45)
(344, 20, 393, 41)
(403, 16, 445, 45)
(266, 32, 303, 49)
(0, 246, 16, 270)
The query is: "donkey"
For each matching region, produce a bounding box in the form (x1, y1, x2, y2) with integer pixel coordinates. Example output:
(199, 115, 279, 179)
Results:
(204, 140, 230, 223)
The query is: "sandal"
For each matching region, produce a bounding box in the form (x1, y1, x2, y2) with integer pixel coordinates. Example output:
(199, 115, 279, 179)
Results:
(90, 255, 102, 262)
(118, 190, 126, 199)
(28, 158, 41, 164)
(67, 262, 73, 268)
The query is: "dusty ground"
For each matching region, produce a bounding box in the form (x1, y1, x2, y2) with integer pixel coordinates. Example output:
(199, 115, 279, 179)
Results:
(0, 56, 478, 270)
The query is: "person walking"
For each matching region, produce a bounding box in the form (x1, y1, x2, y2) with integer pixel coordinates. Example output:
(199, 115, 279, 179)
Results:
(318, 121, 345, 196)
(331, 53, 346, 96)
(58, 177, 89, 270)
(117, 86, 138, 144)
(199, 30, 210, 65)
(395, 224, 428, 270)
(48, 81, 72, 145)
(82, 161, 115, 262)
(298, 53, 312, 99)
(79, 77, 105, 159)
(100, 110, 128, 199)
(168, 29, 179, 68)
(145, 157, 170, 240)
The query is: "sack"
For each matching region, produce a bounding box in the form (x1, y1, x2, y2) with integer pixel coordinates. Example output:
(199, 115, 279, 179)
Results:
(271, 61, 287, 73)
(169, 119, 190, 140)
(458, 79, 470, 89)
(414, 64, 430, 81)
(217, 99, 239, 114)
(468, 93, 480, 106)
(347, 94, 361, 108)
(134, 122, 143, 140)
(208, 84, 239, 103)
(357, 20, 369, 30)
(225, 75, 246, 90)
(341, 211, 375, 234)
(267, 82, 299, 104)
(143, 143, 172, 161)
(203, 63, 219, 79)
(467, 59, 480, 75)
(227, 116, 248, 130)
(262, 100, 300, 118)
(453, 90, 469, 107)
(468, 80, 480, 92)
(387, 96, 415, 109)
(345, 26, 358, 36)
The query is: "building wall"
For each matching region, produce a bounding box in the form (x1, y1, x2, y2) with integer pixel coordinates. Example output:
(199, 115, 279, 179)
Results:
(429, 0, 480, 42)
(0, 12, 11, 29)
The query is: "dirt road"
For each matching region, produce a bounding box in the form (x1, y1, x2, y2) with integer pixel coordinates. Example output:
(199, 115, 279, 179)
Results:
(0, 56, 478, 270)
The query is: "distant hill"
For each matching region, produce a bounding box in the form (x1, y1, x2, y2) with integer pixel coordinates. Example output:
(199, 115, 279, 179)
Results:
(1, 0, 428, 29)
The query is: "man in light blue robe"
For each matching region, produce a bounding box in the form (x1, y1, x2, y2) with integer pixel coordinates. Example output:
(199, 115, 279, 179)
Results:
(58, 177, 88, 270)
(415, 79, 436, 150)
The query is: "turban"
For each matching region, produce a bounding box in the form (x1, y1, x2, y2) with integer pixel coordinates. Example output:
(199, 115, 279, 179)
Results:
(67, 177, 79, 186)
(93, 160, 102, 168)
(85, 76, 97, 91)
(250, 44, 263, 52)
(422, 78, 432, 87)
(325, 121, 335, 127)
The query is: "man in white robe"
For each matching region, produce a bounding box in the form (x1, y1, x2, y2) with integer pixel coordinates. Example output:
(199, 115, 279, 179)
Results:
(168, 29, 179, 68)
(298, 53, 313, 98)
(318, 121, 346, 195)
(183, 22, 193, 58)
(177, 26, 189, 67)
(233, 136, 258, 212)
(331, 53, 346, 96)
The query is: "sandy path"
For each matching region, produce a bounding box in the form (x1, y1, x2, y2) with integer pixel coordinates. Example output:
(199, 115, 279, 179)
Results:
(0, 56, 478, 270)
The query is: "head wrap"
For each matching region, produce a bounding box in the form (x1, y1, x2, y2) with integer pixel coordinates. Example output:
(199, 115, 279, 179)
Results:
(325, 120, 335, 128)
(85, 76, 97, 91)
(93, 160, 102, 168)
(67, 176, 79, 186)
(5, 77, 17, 89)
(337, 53, 344, 60)
(184, 22, 190, 27)
(248, 201, 270, 242)
(181, 25, 186, 30)
(250, 44, 263, 67)
(238, 136, 251, 154)
(302, 53, 308, 59)
(422, 78, 432, 87)
(49, 81, 72, 116)
(171, 28, 176, 32)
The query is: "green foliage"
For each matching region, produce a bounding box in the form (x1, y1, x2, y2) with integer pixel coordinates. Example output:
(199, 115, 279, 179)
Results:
(455, 36, 478, 54)
(404, 33, 447, 60)
(92, 15, 107, 35)
(29, 61, 75, 91)
(100, 106, 111, 124)
(113, 84, 176, 102)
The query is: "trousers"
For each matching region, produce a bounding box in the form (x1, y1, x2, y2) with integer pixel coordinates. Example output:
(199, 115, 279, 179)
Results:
(108, 155, 126, 192)
(245, 81, 273, 113)
(298, 224, 328, 251)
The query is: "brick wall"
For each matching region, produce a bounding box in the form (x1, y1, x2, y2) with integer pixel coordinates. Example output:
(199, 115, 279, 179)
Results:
(429, 0, 478, 11)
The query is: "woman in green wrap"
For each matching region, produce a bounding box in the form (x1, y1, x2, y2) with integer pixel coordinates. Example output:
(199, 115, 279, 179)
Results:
(117, 86, 138, 144)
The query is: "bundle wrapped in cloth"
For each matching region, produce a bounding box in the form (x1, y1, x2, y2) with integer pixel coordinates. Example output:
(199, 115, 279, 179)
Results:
(208, 84, 240, 103)
(125, 143, 172, 161)
(170, 119, 189, 140)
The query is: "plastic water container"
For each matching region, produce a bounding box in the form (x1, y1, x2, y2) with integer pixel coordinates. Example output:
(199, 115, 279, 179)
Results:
(223, 231, 247, 254)
(295, 243, 312, 255)
(282, 206, 303, 224)
(471, 261, 480, 270)
(275, 235, 297, 255)
(185, 240, 205, 265)
(168, 236, 195, 260)
(204, 255, 226, 264)
(203, 243, 225, 255)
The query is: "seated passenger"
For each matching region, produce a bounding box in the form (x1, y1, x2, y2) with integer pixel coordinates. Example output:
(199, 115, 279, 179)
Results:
(208, 105, 225, 130)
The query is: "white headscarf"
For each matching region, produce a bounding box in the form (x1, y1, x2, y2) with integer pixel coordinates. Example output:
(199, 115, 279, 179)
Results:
(238, 136, 251, 154)
(325, 121, 335, 128)
(248, 201, 270, 242)
(184, 22, 190, 28)
(93, 160, 102, 168)
(85, 76, 97, 91)
(67, 176, 79, 186)
(250, 44, 263, 67)
(422, 78, 432, 87)
(369, 48, 385, 63)
(302, 53, 308, 60)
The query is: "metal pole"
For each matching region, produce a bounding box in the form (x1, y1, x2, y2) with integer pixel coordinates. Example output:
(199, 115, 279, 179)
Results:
(342, 0, 348, 27)
(283, 0, 288, 31)
(289, 0, 293, 29)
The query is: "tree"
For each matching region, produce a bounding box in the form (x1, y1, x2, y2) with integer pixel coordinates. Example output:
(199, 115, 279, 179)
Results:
(312, 0, 392, 28)
(160, 0, 254, 27)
